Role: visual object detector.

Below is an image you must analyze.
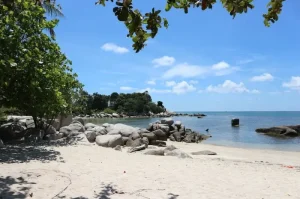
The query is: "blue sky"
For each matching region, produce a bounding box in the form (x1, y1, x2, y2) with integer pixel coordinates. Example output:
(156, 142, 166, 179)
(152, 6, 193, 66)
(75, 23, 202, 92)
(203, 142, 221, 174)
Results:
(55, 0, 300, 111)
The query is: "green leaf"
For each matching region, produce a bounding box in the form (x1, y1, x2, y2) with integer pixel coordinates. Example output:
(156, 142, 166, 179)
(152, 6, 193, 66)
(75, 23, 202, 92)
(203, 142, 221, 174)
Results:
(165, 3, 172, 11)
(163, 18, 169, 28)
(117, 8, 129, 21)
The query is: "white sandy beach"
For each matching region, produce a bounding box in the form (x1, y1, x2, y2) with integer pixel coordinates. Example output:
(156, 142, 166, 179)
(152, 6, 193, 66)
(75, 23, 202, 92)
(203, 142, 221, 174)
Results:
(1, 141, 300, 199)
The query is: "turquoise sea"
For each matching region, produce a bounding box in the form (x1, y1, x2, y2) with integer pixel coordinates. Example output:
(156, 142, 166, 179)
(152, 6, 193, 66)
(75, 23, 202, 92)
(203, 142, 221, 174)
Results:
(85, 111, 300, 151)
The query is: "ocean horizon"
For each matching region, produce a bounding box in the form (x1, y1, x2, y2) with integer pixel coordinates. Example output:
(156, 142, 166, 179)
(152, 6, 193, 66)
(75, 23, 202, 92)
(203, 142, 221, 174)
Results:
(86, 111, 300, 152)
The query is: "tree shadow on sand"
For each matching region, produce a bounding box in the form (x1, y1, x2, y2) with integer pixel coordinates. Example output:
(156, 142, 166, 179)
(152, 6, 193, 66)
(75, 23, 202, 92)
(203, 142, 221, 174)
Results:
(0, 176, 36, 198)
(0, 144, 61, 164)
(69, 183, 180, 199)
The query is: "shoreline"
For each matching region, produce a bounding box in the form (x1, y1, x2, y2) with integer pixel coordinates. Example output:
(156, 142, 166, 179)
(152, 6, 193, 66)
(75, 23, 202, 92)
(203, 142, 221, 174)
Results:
(203, 140, 300, 152)
(191, 142, 300, 166)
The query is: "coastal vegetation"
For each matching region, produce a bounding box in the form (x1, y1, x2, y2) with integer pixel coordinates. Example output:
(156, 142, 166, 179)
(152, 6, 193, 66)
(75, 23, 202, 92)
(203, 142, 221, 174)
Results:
(73, 91, 165, 116)
(0, 0, 82, 127)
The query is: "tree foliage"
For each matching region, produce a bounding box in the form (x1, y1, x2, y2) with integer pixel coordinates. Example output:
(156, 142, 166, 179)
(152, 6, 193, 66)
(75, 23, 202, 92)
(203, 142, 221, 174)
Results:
(73, 91, 165, 115)
(0, 0, 82, 126)
(96, 0, 285, 53)
(2, 0, 63, 38)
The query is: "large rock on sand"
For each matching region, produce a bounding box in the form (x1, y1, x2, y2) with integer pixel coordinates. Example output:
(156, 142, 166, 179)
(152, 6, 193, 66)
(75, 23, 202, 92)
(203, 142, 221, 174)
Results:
(191, 150, 217, 155)
(152, 129, 168, 141)
(73, 117, 85, 126)
(161, 118, 174, 126)
(144, 149, 165, 156)
(59, 122, 85, 137)
(141, 132, 157, 141)
(86, 131, 97, 142)
(107, 123, 140, 137)
(0, 122, 26, 142)
(256, 126, 299, 137)
(126, 138, 143, 147)
(95, 134, 123, 148)
(85, 123, 98, 130)
(44, 124, 57, 135)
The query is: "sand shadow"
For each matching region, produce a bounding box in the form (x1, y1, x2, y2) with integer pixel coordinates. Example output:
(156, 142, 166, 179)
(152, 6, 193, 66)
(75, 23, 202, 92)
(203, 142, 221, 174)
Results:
(0, 144, 61, 164)
(0, 176, 36, 198)
(168, 193, 180, 199)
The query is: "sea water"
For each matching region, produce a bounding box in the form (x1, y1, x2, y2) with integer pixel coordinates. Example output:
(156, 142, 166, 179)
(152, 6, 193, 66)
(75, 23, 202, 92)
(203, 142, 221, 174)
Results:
(85, 111, 300, 151)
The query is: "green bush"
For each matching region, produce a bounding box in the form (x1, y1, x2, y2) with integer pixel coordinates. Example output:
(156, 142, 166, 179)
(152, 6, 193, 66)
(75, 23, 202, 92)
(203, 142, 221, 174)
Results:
(103, 108, 116, 114)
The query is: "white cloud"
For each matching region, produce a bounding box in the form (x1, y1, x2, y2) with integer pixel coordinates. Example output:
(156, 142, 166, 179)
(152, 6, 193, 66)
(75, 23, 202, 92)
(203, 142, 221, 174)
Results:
(138, 88, 171, 94)
(162, 62, 238, 79)
(163, 63, 208, 79)
(237, 59, 254, 65)
(152, 56, 175, 67)
(189, 80, 199, 84)
(214, 67, 239, 76)
(146, 80, 156, 85)
(212, 61, 230, 70)
(269, 91, 281, 95)
(205, 80, 259, 94)
(172, 81, 196, 94)
(282, 76, 300, 90)
(101, 43, 129, 54)
(140, 81, 196, 95)
(165, 81, 176, 87)
(120, 86, 135, 91)
(250, 73, 274, 82)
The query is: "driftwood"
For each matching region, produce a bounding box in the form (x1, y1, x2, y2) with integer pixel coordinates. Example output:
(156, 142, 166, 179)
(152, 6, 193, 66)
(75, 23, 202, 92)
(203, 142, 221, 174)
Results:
(127, 144, 147, 153)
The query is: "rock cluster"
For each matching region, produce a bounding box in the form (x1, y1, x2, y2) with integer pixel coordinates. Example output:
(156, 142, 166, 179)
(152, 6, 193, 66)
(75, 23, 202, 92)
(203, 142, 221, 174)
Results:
(0, 116, 211, 158)
(256, 125, 300, 137)
(74, 112, 207, 119)
(147, 118, 211, 144)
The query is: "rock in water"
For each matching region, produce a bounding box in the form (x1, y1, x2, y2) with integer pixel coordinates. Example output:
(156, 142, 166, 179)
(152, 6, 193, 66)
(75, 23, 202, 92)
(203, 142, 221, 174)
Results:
(165, 149, 192, 159)
(191, 150, 217, 155)
(95, 134, 123, 148)
(112, 113, 120, 118)
(231, 118, 239, 127)
(256, 126, 299, 137)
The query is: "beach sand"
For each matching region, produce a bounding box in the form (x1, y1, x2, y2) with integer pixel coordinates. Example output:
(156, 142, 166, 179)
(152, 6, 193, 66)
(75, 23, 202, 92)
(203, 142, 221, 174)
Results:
(1, 141, 300, 199)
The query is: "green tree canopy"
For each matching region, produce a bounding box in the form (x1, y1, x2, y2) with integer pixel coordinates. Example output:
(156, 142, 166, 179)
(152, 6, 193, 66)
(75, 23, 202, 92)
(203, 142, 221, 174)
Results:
(96, 0, 285, 52)
(0, 0, 82, 126)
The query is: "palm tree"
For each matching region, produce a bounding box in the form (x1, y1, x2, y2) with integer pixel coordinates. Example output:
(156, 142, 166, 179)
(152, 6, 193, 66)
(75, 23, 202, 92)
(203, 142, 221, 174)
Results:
(35, 0, 64, 38)
(2, 0, 64, 38)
